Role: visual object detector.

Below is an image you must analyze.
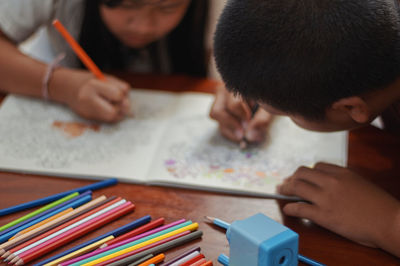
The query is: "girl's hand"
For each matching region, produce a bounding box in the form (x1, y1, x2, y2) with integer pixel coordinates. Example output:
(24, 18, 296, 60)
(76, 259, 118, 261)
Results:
(51, 69, 131, 123)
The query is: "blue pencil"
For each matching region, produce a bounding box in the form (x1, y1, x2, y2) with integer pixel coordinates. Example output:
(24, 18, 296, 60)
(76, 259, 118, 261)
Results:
(0, 191, 90, 238)
(0, 194, 92, 243)
(33, 215, 152, 266)
(0, 178, 117, 217)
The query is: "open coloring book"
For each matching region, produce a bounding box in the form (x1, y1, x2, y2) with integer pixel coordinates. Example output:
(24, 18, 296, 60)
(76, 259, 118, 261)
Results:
(0, 90, 347, 198)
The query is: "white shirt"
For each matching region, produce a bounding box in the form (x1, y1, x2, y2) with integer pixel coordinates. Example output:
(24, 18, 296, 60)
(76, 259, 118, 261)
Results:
(0, 0, 225, 78)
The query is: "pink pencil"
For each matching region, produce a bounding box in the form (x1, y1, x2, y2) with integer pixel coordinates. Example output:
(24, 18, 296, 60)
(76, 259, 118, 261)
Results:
(61, 218, 186, 266)
(15, 202, 134, 264)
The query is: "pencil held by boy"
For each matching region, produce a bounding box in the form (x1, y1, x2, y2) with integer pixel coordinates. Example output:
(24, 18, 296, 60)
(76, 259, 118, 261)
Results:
(211, 0, 400, 257)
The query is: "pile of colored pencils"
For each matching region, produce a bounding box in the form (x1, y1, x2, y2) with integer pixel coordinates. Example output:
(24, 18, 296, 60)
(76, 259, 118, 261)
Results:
(0, 190, 204, 265)
(159, 247, 213, 266)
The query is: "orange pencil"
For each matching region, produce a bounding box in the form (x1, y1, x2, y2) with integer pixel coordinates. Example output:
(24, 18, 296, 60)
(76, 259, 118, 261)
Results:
(52, 19, 106, 80)
(180, 253, 205, 266)
(138, 253, 165, 266)
(10, 208, 73, 239)
(200, 261, 213, 266)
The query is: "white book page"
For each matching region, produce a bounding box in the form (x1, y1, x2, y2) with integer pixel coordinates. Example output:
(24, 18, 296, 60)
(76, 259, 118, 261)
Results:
(0, 90, 178, 181)
(148, 93, 348, 196)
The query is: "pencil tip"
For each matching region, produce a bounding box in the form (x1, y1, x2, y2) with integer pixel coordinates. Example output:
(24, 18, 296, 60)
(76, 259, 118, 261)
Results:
(204, 216, 215, 222)
(4, 252, 11, 258)
(10, 256, 18, 264)
(7, 254, 15, 261)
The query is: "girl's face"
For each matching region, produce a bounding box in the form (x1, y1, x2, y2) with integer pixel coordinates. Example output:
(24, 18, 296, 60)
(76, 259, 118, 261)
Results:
(100, 0, 191, 48)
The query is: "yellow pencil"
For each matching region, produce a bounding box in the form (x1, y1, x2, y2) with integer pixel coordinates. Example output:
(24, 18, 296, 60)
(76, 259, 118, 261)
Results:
(10, 208, 73, 240)
(82, 223, 199, 266)
(43, 235, 114, 266)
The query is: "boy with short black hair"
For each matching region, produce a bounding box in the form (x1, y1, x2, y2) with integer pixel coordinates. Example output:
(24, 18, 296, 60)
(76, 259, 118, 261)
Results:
(210, 0, 400, 257)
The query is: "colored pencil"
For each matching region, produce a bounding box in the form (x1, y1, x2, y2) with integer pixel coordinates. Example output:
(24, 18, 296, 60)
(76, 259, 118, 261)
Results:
(10, 199, 126, 258)
(42, 235, 114, 266)
(111, 231, 203, 266)
(159, 246, 201, 266)
(190, 258, 207, 266)
(0, 192, 78, 233)
(137, 253, 165, 266)
(200, 261, 213, 266)
(0, 192, 89, 239)
(52, 19, 106, 80)
(14, 202, 134, 265)
(0, 196, 109, 254)
(34, 214, 150, 266)
(0, 178, 117, 216)
(62, 219, 186, 266)
(128, 254, 154, 266)
(97, 231, 191, 266)
(180, 253, 205, 266)
(2, 196, 117, 260)
(79, 223, 198, 266)
(10, 208, 73, 239)
(0, 194, 92, 244)
(167, 251, 201, 266)
(101, 217, 165, 248)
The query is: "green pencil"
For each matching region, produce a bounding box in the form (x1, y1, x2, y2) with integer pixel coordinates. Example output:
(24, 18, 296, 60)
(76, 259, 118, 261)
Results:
(0, 192, 79, 233)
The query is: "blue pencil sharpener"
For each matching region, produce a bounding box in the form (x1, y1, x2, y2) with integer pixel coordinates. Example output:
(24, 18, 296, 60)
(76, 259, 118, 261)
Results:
(220, 213, 299, 266)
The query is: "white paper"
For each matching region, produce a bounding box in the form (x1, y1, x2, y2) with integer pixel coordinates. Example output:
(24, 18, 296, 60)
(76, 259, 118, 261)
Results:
(0, 90, 347, 197)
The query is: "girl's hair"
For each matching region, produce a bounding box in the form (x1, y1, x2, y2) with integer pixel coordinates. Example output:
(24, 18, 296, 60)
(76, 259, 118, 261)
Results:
(79, 0, 209, 77)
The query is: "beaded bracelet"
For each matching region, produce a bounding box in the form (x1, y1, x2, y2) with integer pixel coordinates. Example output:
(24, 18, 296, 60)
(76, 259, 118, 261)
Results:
(41, 53, 65, 100)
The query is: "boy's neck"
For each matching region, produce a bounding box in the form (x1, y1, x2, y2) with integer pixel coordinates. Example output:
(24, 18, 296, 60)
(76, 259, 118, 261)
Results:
(365, 77, 400, 116)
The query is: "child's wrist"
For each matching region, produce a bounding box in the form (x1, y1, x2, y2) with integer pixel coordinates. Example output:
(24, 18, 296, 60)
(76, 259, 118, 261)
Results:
(48, 68, 90, 106)
(376, 202, 400, 256)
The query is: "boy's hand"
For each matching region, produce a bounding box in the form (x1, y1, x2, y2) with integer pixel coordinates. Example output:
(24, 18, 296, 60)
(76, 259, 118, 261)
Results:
(210, 85, 273, 143)
(277, 163, 400, 255)
(52, 70, 131, 123)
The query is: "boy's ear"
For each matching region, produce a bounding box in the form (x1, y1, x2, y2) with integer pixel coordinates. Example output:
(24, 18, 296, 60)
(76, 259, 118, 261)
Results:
(331, 96, 371, 123)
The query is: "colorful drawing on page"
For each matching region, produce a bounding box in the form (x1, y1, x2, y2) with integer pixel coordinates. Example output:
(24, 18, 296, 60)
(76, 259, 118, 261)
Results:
(161, 116, 317, 189)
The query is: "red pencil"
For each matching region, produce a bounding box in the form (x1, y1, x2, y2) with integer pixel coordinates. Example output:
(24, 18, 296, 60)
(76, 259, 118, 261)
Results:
(96, 231, 191, 266)
(6, 197, 122, 257)
(102, 217, 165, 248)
(14, 202, 134, 265)
(180, 253, 205, 266)
(190, 258, 207, 266)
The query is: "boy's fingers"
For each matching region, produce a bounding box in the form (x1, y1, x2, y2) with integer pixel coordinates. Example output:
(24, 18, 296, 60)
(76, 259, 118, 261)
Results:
(226, 97, 252, 121)
(289, 166, 331, 188)
(240, 109, 272, 143)
(219, 125, 243, 142)
(277, 178, 321, 203)
(249, 109, 274, 129)
(283, 202, 318, 221)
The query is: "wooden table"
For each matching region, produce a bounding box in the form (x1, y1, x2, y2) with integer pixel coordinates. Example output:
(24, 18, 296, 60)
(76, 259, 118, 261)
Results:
(1, 74, 399, 265)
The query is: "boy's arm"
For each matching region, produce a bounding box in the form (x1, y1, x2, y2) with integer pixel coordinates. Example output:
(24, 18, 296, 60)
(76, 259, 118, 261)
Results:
(0, 31, 130, 122)
(277, 162, 400, 257)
